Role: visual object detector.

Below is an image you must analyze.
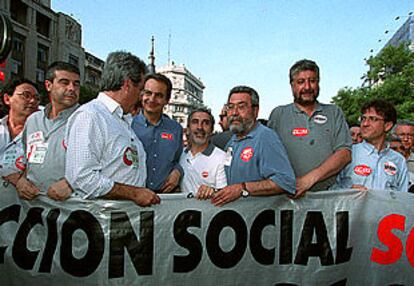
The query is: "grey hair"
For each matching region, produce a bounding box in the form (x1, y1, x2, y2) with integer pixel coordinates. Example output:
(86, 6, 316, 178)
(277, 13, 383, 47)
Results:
(227, 85, 259, 107)
(187, 107, 215, 129)
(100, 51, 148, 92)
(289, 59, 320, 83)
(392, 119, 414, 134)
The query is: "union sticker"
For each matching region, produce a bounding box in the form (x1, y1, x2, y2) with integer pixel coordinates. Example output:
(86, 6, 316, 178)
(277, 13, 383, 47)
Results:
(292, 128, 309, 137)
(161, 133, 173, 140)
(240, 147, 254, 162)
(123, 147, 139, 168)
(354, 164, 372, 176)
(15, 155, 26, 171)
(384, 161, 397, 176)
(314, 114, 328, 124)
(201, 171, 209, 178)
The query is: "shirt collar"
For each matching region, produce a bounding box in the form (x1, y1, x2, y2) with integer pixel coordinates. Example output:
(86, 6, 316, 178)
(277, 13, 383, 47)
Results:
(361, 140, 390, 155)
(184, 141, 215, 156)
(97, 92, 125, 119)
(292, 102, 322, 115)
(229, 122, 261, 143)
(137, 111, 165, 127)
(44, 102, 80, 120)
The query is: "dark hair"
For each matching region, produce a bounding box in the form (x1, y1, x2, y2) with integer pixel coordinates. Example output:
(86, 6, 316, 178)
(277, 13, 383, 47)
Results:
(144, 73, 173, 100)
(1, 78, 38, 114)
(100, 51, 147, 92)
(227, 85, 259, 107)
(46, 61, 80, 82)
(187, 107, 215, 131)
(289, 59, 320, 83)
(361, 99, 397, 126)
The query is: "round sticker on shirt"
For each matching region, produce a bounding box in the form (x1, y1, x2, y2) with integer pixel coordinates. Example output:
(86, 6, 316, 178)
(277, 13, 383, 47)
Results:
(384, 161, 397, 176)
(201, 171, 209, 178)
(123, 147, 139, 167)
(15, 155, 26, 171)
(314, 114, 328, 124)
(62, 139, 67, 150)
(240, 147, 254, 162)
(354, 164, 372, 176)
(292, 128, 309, 137)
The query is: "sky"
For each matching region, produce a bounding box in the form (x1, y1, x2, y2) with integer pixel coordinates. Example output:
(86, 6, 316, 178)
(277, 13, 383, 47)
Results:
(52, 0, 413, 120)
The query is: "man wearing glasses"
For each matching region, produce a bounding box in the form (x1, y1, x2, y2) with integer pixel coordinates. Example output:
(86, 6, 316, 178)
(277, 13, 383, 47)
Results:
(268, 59, 352, 198)
(0, 79, 39, 186)
(335, 99, 408, 192)
(211, 104, 233, 150)
(393, 120, 414, 191)
(211, 86, 296, 207)
(132, 73, 183, 193)
(16, 62, 81, 201)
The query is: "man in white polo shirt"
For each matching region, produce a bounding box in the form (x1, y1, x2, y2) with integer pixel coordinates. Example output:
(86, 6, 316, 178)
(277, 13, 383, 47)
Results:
(180, 108, 227, 199)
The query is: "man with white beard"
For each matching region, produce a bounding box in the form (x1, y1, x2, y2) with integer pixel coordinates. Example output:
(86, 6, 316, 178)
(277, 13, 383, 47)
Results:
(211, 86, 296, 207)
(179, 108, 227, 199)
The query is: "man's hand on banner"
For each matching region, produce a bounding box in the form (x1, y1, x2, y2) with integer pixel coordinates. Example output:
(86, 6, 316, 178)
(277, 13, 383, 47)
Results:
(211, 184, 242, 206)
(352, 184, 368, 191)
(161, 169, 180, 193)
(196, 185, 216, 200)
(2, 172, 21, 186)
(292, 174, 318, 199)
(16, 176, 40, 200)
(47, 178, 73, 201)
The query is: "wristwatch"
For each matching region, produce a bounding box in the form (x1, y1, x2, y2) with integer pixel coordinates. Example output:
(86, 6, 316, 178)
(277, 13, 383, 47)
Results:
(241, 182, 250, 198)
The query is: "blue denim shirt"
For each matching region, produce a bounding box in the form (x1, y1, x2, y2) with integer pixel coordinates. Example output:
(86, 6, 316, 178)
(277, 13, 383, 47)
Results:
(335, 141, 408, 192)
(224, 123, 296, 195)
(132, 112, 183, 192)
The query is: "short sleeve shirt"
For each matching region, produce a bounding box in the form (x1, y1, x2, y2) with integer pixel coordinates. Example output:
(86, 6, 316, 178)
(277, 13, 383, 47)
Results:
(0, 116, 25, 177)
(225, 123, 296, 195)
(335, 141, 408, 192)
(268, 102, 352, 191)
(179, 143, 227, 195)
(23, 104, 79, 193)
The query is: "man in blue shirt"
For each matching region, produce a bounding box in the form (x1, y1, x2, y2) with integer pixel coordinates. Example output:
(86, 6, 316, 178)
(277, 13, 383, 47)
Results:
(211, 86, 296, 206)
(132, 73, 183, 193)
(336, 99, 408, 192)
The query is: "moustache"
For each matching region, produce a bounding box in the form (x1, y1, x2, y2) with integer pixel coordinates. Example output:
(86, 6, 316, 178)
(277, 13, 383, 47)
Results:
(228, 115, 242, 124)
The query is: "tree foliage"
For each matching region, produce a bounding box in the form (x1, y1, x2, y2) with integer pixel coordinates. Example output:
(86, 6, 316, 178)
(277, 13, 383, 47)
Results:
(332, 43, 414, 125)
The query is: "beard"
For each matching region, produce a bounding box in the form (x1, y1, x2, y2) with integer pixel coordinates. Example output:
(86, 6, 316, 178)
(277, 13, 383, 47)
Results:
(189, 129, 209, 146)
(293, 89, 319, 106)
(228, 115, 255, 135)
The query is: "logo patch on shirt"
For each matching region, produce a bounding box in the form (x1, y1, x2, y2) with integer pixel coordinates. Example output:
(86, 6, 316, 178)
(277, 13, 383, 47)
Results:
(15, 155, 26, 171)
(240, 147, 254, 162)
(314, 114, 328, 124)
(201, 171, 209, 178)
(161, 133, 173, 140)
(292, 128, 309, 137)
(123, 147, 139, 167)
(384, 161, 397, 176)
(354, 165, 372, 176)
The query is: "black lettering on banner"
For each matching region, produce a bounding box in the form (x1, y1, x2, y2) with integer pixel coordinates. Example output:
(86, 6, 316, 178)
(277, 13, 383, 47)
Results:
(0, 204, 21, 263)
(294, 211, 334, 266)
(109, 211, 154, 278)
(335, 212, 352, 264)
(279, 210, 293, 264)
(330, 278, 347, 286)
(173, 210, 202, 273)
(206, 210, 247, 268)
(250, 209, 275, 265)
(274, 284, 297, 286)
(39, 209, 60, 273)
(12, 207, 44, 270)
(60, 210, 104, 277)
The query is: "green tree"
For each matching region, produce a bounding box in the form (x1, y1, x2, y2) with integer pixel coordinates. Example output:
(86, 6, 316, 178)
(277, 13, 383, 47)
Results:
(332, 43, 414, 124)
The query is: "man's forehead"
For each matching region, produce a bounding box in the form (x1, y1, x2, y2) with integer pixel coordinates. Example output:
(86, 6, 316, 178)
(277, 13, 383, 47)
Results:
(192, 112, 211, 120)
(293, 70, 317, 78)
(229, 92, 251, 102)
(396, 124, 414, 132)
(54, 70, 80, 80)
(363, 107, 381, 115)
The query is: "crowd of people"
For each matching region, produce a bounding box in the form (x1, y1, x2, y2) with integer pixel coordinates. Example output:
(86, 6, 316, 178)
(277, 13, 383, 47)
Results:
(0, 52, 413, 207)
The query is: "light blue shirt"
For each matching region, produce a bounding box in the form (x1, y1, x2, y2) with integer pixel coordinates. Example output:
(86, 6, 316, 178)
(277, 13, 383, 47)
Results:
(225, 123, 296, 195)
(132, 112, 183, 192)
(335, 141, 408, 192)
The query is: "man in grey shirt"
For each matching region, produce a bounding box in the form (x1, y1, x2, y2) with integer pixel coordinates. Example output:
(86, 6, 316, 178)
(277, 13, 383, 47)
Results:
(268, 59, 351, 198)
(16, 61, 81, 201)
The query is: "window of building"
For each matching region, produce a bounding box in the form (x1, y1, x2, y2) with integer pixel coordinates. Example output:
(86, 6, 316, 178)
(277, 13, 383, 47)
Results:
(10, 0, 28, 26)
(12, 35, 25, 54)
(36, 12, 51, 38)
(36, 68, 45, 83)
(37, 44, 49, 63)
(69, 54, 79, 67)
(11, 59, 23, 77)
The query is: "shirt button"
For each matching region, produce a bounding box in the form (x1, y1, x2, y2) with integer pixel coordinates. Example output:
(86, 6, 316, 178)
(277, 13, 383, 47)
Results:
(150, 182, 153, 185)
(153, 154, 157, 158)
(152, 168, 156, 171)
(153, 140, 157, 143)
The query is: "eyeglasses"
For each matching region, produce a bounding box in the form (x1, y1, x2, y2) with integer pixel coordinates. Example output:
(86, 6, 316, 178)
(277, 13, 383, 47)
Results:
(396, 133, 414, 139)
(141, 89, 166, 99)
(219, 114, 227, 120)
(359, 115, 385, 123)
(15, 91, 40, 101)
(226, 102, 253, 113)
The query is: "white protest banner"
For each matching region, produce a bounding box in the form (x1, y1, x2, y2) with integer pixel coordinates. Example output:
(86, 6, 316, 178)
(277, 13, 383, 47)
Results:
(1, 185, 414, 285)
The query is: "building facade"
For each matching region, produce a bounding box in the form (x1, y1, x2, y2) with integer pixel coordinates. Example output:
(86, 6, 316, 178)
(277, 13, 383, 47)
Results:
(157, 63, 205, 127)
(0, 0, 95, 86)
(384, 16, 414, 50)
